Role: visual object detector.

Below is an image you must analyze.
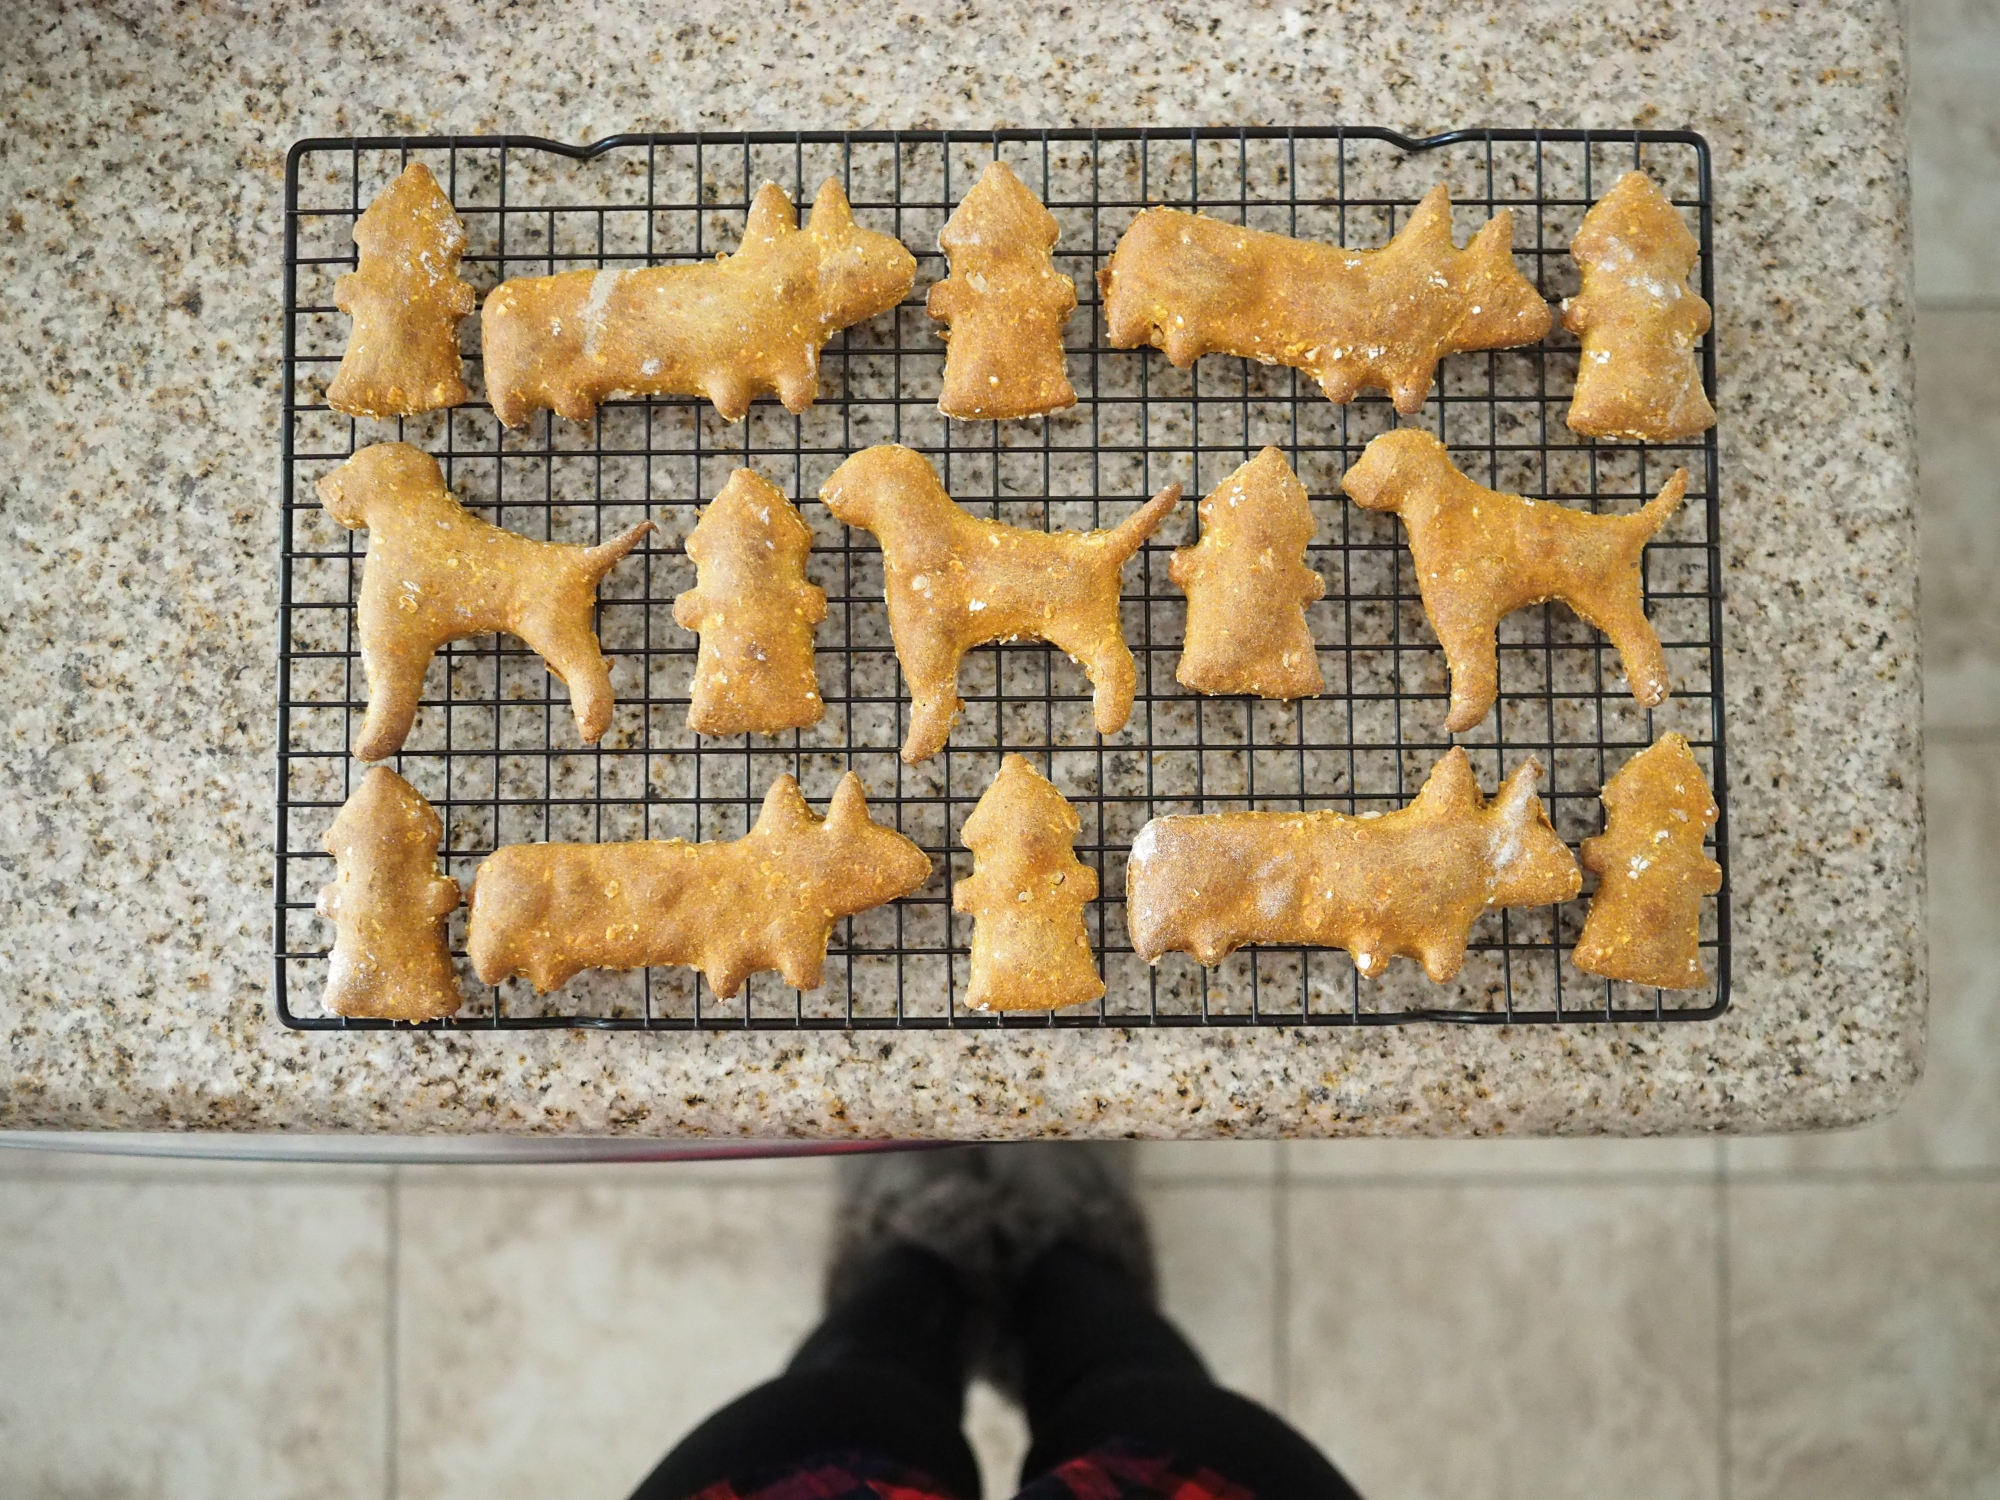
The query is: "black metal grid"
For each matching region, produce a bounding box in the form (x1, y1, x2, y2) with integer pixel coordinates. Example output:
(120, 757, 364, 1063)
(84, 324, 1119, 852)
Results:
(275, 128, 1728, 1031)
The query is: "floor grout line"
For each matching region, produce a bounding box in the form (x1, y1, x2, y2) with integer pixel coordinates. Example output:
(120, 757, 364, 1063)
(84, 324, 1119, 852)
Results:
(1272, 1142, 1291, 1415)
(1716, 1159, 1732, 1500)
(1922, 724, 2000, 744)
(386, 1166, 401, 1500)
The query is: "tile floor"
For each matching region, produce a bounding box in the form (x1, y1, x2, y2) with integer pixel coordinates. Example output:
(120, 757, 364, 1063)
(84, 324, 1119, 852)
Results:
(5, 7, 1999, 1498)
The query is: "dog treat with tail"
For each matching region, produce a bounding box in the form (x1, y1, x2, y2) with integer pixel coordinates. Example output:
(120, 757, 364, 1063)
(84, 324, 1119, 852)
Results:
(1340, 428, 1685, 732)
(820, 445, 1180, 763)
(466, 773, 931, 998)
(482, 179, 915, 427)
(1127, 748, 1580, 980)
(317, 443, 654, 761)
(1098, 183, 1551, 415)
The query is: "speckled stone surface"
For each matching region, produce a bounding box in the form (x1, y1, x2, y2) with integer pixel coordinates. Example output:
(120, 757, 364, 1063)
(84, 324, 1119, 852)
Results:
(0, 2, 1922, 1137)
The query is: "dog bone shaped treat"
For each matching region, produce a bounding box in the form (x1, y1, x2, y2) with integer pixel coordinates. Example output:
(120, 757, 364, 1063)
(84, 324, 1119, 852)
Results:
(482, 178, 916, 427)
(317, 443, 654, 761)
(820, 445, 1181, 763)
(1340, 428, 1685, 733)
(953, 755, 1104, 1013)
(326, 163, 477, 420)
(1127, 748, 1580, 980)
(1170, 447, 1325, 699)
(1099, 183, 1551, 415)
(316, 767, 463, 1021)
(1563, 171, 1716, 442)
(673, 469, 827, 736)
(1572, 733, 1722, 989)
(466, 773, 931, 998)
(927, 160, 1078, 420)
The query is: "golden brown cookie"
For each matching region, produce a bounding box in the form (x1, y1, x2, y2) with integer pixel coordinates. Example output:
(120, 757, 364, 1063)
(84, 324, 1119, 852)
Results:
(482, 178, 916, 427)
(1572, 733, 1722, 989)
(326, 163, 476, 420)
(673, 469, 827, 736)
(953, 755, 1103, 1013)
(316, 767, 463, 1021)
(317, 443, 654, 761)
(927, 160, 1078, 420)
(820, 445, 1181, 763)
(1340, 428, 1685, 732)
(1127, 748, 1580, 980)
(466, 773, 931, 998)
(1169, 447, 1324, 699)
(1562, 171, 1716, 442)
(1098, 183, 1552, 415)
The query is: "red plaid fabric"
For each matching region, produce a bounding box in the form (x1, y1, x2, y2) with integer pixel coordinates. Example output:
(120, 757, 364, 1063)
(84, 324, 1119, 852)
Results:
(689, 1443, 1252, 1500)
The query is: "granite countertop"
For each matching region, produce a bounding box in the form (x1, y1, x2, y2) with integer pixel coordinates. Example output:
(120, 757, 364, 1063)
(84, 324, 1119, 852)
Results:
(0, 2, 1922, 1138)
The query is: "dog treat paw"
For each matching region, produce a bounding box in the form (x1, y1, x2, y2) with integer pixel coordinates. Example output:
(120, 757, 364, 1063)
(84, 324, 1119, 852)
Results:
(1340, 428, 1685, 732)
(466, 773, 931, 999)
(481, 178, 916, 427)
(317, 442, 654, 761)
(953, 755, 1104, 1013)
(927, 160, 1077, 420)
(326, 163, 476, 420)
(819, 445, 1180, 763)
(1170, 447, 1325, 699)
(1098, 183, 1551, 416)
(315, 767, 463, 1021)
(1127, 748, 1579, 981)
(673, 469, 827, 736)
(1572, 733, 1722, 989)
(1563, 171, 1716, 442)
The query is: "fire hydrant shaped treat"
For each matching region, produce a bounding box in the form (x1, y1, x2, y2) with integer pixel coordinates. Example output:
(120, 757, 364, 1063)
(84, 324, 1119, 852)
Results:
(317, 443, 654, 761)
(953, 755, 1104, 1013)
(316, 767, 463, 1022)
(1170, 447, 1325, 699)
(1572, 733, 1722, 989)
(1562, 171, 1716, 442)
(673, 469, 827, 736)
(1340, 428, 1685, 733)
(927, 160, 1078, 420)
(326, 163, 478, 420)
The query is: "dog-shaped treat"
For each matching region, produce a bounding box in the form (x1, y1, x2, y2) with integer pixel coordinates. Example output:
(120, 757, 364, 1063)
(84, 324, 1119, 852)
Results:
(820, 445, 1181, 763)
(317, 442, 654, 761)
(1340, 428, 1686, 732)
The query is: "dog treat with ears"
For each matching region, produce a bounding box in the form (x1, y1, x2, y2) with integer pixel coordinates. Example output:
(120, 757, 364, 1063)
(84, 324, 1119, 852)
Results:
(466, 773, 931, 998)
(673, 469, 827, 736)
(820, 445, 1181, 764)
(317, 443, 654, 761)
(1340, 428, 1685, 732)
(1127, 748, 1580, 980)
(316, 767, 463, 1022)
(1170, 447, 1325, 699)
(927, 160, 1077, 420)
(1099, 183, 1552, 415)
(954, 755, 1104, 1013)
(482, 178, 916, 427)
(326, 163, 477, 419)
(1572, 733, 1722, 989)
(1562, 171, 1716, 442)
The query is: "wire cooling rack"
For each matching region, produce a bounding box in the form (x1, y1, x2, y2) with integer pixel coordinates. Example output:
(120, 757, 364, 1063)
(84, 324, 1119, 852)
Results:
(275, 128, 1728, 1031)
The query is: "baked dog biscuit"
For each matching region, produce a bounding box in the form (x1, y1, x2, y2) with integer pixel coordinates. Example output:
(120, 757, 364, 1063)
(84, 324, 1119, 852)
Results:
(927, 160, 1077, 420)
(1341, 428, 1685, 732)
(820, 445, 1181, 763)
(316, 767, 463, 1021)
(466, 773, 931, 998)
(1099, 183, 1551, 415)
(1127, 748, 1580, 980)
(673, 469, 827, 736)
(1170, 447, 1324, 699)
(1572, 733, 1722, 989)
(317, 443, 654, 761)
(482, 179, 916, 427)
(954, 755, 1104, 1013)
(326, 163, 477, 420)
(1563, 171, 1716, 442)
